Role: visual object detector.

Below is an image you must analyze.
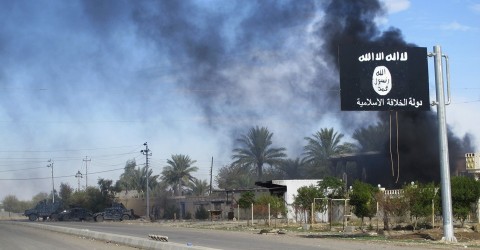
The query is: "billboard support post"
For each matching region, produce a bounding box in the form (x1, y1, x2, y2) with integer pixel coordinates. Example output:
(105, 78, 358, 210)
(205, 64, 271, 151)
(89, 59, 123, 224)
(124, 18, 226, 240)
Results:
(430, 45, 456, 243)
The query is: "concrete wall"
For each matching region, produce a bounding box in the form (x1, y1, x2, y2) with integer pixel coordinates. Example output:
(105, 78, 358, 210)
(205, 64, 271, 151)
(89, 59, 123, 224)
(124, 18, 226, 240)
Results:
(272, 179, 328, 223)
(115, 180, 330, 222)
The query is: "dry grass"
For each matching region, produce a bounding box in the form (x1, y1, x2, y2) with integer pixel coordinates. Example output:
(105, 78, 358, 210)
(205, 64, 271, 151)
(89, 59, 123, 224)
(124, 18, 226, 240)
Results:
(0, 211, 24, 220)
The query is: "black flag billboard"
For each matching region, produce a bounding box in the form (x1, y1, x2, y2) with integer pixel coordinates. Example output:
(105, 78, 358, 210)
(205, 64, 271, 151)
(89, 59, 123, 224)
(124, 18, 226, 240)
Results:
(338, 45, 429, 111)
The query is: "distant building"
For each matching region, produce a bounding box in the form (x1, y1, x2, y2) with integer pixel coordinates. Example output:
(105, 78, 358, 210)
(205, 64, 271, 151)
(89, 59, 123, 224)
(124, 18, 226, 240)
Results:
(116, 180, 336, 222)
(330, 151, 468, 189)
(115, 190, 231, 220)
(256, 179, 328, 223)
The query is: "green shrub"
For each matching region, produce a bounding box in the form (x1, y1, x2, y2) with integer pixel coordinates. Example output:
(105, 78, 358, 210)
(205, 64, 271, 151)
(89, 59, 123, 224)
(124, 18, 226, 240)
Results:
(195, 205, 209, 220)
(163, 205, 180, 219)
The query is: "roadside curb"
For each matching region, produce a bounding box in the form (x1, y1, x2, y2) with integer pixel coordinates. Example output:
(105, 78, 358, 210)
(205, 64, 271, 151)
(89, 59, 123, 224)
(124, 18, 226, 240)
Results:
(4, 221, 218, 250)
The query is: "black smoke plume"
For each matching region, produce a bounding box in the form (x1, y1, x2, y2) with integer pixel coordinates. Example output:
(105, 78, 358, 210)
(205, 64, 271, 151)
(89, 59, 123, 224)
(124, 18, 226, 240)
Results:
(319, 0, 474, 187)
(129, 0, 472, 185)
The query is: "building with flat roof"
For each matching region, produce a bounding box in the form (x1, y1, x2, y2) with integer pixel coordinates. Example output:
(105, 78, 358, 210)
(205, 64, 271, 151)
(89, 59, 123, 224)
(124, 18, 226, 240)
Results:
(256, 179, 328, 223)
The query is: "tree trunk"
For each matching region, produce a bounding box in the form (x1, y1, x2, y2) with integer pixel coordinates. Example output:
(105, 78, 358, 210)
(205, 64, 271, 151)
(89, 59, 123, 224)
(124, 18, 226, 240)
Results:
(257, 163, 263, 181)
(175, 183, 181, 196)
(383, 212, 390, 231)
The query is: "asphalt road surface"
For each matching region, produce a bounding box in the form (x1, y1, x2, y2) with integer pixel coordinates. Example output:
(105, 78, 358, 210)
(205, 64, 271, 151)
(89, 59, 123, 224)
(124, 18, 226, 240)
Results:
(0, 222, 136, 250)
(10, 220, 452, 250)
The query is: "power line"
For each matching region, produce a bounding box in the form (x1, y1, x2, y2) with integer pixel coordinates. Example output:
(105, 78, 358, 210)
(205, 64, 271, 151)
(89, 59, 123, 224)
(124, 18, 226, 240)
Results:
(0, 145, 141, 153)
(89, 168, 125, 175)
(0, 167, 125, 181)
(0, 166, 47, 173)
(0, 150, 142, 166)
(451, 99, 480, 104)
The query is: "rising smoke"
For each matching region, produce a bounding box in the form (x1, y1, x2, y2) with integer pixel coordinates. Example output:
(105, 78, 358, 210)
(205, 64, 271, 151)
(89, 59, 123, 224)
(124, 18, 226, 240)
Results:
(130, 0, 373, 150)
(128, 0, 474, 185)
(0, 0, 472, 193)
(128, 0, 473, 185)
(318, 0, 474, 185)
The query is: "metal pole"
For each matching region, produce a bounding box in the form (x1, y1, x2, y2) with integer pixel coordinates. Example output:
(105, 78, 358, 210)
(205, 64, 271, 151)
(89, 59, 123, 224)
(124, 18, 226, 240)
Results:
(311, 202, 314, 225)
(344, 199, 347, 230)
(209, 157, 213, 195)
(83, 156, 91, 188)
(146, 146, 149, 220)
(75, 170, 83, 191)
(47, 159, 54, 203)
(268, 203, 271, 227)
(141, 142, 151, 220)
(251, 203, 254, 226)
(431, 45, 456, 242)
(432, 198, 435, 228)
(476, 175, 480, 223)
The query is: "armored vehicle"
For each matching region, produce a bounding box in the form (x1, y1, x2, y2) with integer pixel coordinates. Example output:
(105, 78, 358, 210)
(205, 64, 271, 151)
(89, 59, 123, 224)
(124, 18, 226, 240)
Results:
(24, 199, 63, 221)
(93, 202, 133, 222)
(58, 207, 93, 221)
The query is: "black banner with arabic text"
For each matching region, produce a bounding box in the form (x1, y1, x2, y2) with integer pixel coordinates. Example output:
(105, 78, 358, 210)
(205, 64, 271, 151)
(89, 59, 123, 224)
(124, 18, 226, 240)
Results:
(338, 45, 429, 111)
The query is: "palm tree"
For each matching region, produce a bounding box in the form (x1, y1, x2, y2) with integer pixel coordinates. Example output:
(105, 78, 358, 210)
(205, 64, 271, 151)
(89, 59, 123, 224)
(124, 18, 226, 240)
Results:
(136, 165, 159, 195)
(304, 128, 354, 176)
(352, 122, 388, 152)
(116, 159, 158, 195)
(232, 126, 287, 181)
(187, 179, 210, 197)
(215, 163, 256, 190)
(276, 158, 307, 179)
(161, 154, 198, 196)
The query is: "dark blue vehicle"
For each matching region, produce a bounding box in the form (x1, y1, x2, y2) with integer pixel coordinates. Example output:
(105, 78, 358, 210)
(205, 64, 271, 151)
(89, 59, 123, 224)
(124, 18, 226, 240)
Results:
(93, 203, 133, 222)
(58, 207, 93, 221)
(24, 199, 63, 221)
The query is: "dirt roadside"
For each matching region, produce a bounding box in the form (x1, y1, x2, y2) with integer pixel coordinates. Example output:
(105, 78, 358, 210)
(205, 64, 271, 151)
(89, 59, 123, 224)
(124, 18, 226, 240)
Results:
(145, 220, 480, 249)
(4, 212, 480, 249)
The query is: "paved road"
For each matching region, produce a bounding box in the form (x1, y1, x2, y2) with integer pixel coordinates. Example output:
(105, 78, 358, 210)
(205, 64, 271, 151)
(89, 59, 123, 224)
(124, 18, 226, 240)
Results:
(0, 222, 136, 250)
(16, 220, 452, 250)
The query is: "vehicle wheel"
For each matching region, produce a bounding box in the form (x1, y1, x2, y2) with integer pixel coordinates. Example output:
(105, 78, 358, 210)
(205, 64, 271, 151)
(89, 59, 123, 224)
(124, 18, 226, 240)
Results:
(28, 214, 38, 221)
(121, 215, 130, 221)
(95, 215, 104, 222)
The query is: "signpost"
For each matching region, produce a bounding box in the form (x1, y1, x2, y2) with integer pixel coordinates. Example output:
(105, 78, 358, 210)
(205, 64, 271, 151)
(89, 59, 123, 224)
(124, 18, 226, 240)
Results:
(430, 46, 455, 242)
(338, 44, 456, 242)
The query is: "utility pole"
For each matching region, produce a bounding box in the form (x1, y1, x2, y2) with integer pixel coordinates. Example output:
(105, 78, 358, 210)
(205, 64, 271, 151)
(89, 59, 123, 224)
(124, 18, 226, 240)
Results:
(209, 157, 213, 195)
(141, 142, 152, 220)
(429, 45, 456, 242)
(46, 159, 54, 203)
(75, 170, 83, 191)
(83, 156, 91, 188)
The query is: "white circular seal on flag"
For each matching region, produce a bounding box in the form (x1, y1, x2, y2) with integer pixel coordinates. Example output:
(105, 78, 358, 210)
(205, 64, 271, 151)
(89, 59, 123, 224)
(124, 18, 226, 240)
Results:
(372, 66, 392, 96)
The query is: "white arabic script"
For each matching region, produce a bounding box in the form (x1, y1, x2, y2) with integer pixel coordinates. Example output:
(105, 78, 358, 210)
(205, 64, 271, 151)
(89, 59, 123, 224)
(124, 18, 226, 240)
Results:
(358, 51, 408, 62)
(372, 66, 392, 96)
(356, 97, 423, 108)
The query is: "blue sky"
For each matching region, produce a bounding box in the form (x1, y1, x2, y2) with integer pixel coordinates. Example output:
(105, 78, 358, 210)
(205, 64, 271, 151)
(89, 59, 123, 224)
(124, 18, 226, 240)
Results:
(0, 0, 479, 201)
(384, 0, 480, 138)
